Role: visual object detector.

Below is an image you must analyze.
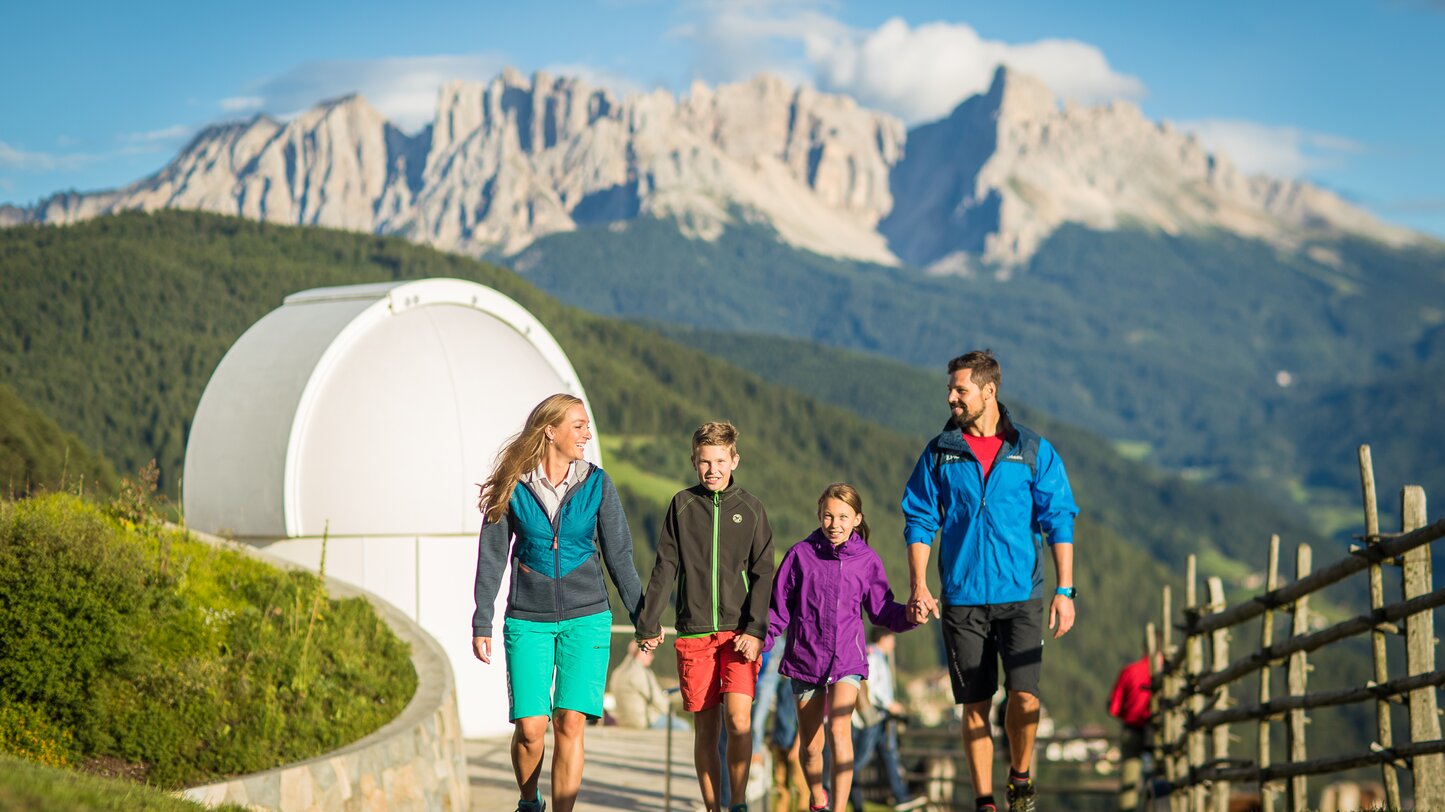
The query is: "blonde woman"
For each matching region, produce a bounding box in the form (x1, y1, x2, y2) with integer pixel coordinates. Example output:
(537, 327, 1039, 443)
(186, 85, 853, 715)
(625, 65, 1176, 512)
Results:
(473, 394, 643, 812)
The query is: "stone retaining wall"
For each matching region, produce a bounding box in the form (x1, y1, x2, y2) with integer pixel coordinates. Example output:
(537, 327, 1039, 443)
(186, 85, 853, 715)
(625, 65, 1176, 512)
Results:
(180, 531, 469, 811)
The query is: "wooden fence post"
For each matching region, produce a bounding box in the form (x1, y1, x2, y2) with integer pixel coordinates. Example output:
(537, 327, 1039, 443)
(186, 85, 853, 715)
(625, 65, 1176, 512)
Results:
(1286, 544, 1312, 812)
(1258, 534, 1280, 812)
(1402, 485, 1445, 805)
(1143, 621, 1158, 812)
(1208, 576, 1231, 812)
(1162, 584, 1186, 812)
(1187, 555, 1207, 812)
(1358, 445, 1401, 809)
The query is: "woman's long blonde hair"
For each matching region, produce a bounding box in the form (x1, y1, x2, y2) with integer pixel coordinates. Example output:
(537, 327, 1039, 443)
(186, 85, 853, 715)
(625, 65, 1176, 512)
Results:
(478, 393, 584, 524)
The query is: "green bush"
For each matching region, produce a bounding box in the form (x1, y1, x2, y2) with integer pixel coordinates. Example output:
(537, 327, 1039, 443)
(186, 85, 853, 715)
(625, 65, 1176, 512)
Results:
(0, 493, 416, 788)
(0, 704, 76, 768)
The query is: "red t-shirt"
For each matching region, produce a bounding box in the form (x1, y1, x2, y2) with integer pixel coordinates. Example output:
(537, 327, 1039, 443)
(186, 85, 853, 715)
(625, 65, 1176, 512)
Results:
(962, 432, 1005, 480)
(1108, 656, 1153, 729)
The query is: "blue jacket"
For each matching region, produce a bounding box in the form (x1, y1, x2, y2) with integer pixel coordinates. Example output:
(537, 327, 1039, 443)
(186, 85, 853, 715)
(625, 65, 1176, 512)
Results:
(901, 406, 1078, 606)
(472, 462, 642, 636)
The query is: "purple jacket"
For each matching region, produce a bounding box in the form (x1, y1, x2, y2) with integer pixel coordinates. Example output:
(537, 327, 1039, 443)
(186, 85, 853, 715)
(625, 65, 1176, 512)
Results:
(765, 529, 916, 686)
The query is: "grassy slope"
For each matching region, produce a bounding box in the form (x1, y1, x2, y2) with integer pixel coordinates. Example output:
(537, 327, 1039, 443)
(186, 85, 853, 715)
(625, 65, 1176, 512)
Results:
(0, 494, 417, 788)
(0, 211, 1372, 735)
(0, 753, 246, 812)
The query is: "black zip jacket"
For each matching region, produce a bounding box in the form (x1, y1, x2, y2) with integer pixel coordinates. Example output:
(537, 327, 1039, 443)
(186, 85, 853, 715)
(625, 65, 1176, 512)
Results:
(636, 479, 774, 639)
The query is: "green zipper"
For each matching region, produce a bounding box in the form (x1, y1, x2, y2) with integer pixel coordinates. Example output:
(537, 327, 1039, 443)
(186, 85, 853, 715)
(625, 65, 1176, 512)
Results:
(712, 490, 721, 632)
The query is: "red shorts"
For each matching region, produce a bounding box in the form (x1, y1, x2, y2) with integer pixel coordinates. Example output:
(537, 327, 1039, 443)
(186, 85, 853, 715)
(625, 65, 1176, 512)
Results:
(675, 630, 761, 712)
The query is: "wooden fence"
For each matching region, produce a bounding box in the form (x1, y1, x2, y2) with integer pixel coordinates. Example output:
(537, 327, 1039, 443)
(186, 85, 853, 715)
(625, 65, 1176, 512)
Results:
(1147, 446, 1445, 812)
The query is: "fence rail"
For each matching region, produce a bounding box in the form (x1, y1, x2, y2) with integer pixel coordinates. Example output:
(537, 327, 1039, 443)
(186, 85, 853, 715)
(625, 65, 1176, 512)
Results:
(1146, 446, 1445, 812)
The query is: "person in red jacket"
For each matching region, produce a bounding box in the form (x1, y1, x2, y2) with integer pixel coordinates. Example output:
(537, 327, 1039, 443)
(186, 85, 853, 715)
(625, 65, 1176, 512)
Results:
(1107, 653, 1155, 811)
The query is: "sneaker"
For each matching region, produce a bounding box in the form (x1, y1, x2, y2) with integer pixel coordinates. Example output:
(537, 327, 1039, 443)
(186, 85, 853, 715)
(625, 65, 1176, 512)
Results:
(1006, 779, 1036, 812)
(729, 805, 749, 812)
(517, 797, 546, 812)
(896, 797, 929, 811)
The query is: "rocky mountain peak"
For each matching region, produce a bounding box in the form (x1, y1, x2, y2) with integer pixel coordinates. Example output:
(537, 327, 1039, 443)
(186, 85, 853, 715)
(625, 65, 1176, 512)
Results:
(986, 65, 1058, 124)
(7, 67, 1421, 269)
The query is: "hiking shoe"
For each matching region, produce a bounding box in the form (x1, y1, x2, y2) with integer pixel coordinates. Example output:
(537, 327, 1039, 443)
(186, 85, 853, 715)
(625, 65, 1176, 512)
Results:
(517, 798, 546, 812)
(1006, 778, 1036, 812)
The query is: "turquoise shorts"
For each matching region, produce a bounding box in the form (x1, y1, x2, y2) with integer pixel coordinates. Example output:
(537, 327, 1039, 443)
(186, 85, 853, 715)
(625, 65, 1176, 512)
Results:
(503, 611, 612, 720)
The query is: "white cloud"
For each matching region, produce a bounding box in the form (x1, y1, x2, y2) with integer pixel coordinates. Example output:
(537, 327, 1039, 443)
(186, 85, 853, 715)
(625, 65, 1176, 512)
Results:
(0, 141, 94, 171)
(671, 1, 846, 88)
(122, 124, 192, 144)
(219, 96, 264, 113)
(675, 3, 1144, 123)
(1178, 119, 1366, 178)
(236, 53, 509, 132)
(805, 18, 1144, 122)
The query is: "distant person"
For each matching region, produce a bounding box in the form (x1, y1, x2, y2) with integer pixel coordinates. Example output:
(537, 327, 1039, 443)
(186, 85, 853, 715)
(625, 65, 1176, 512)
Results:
(636, 421, 776, 812)
(766, 482, 917, 812)
(1108, 650, 1156, 811)
(850, 628, 926, 812)
(609, 641, 685, 730)
(902, 350, 1079, 812)
(472, 393, 645, 812)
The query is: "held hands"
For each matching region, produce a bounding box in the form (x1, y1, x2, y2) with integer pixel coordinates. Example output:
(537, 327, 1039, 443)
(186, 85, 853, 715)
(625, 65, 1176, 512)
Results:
(907, 584, 941, 626)
(1049, 594, 1076, 639)
(472, 636, 492, 664)
(637, 632, 666, 653)
(732, 633, 762, 663)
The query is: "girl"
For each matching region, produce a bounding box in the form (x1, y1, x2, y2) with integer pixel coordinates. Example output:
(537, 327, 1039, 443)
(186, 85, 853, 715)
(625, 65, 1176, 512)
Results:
(766, 483, 917, 812)
(472, 393, 644, 812)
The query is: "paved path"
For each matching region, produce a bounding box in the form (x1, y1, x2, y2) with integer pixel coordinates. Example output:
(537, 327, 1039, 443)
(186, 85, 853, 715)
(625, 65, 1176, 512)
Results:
(467, 727, 715, 812)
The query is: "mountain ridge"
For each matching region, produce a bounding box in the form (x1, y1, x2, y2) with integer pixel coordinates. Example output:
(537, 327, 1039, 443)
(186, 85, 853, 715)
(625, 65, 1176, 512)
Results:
(4, 66, 1421, 268)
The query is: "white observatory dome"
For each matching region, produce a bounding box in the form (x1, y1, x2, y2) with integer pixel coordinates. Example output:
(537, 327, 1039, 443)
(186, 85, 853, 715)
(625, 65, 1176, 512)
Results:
(184, 278, 599, 737)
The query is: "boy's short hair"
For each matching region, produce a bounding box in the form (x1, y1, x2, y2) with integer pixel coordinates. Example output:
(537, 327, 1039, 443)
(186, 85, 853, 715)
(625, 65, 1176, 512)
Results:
(691, 421, 739, 458)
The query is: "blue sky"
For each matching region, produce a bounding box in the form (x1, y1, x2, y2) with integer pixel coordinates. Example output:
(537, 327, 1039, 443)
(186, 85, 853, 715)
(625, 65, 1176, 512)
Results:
(3, 0, 1443, 236)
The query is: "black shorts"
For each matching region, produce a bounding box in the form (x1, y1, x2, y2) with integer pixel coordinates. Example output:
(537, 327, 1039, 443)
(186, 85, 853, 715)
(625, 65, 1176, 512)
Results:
(941, 599, 1044, 705)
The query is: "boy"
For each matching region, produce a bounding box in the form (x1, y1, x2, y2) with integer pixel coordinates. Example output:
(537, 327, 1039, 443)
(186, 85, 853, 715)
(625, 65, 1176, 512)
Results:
(637, 421, 775, 812)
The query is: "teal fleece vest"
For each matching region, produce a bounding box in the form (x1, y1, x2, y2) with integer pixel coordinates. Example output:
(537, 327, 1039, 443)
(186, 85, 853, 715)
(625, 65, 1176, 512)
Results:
(510, 468, 605, 578)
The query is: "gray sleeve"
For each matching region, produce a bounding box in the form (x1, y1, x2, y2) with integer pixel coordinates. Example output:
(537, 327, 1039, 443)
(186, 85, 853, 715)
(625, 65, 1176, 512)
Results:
(596, 472, 644, 626)
(472, 510, 512, 637)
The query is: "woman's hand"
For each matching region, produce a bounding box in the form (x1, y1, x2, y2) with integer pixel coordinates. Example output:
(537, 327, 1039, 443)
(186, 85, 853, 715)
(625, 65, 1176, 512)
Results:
(472, 636, 493, 664)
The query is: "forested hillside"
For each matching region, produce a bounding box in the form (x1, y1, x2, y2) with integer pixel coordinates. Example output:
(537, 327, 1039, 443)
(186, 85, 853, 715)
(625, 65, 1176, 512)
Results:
(509, 218, 1445, 520)
(0, 385, 117, 497)
(0, 211, 1373, 734)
